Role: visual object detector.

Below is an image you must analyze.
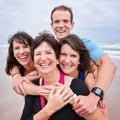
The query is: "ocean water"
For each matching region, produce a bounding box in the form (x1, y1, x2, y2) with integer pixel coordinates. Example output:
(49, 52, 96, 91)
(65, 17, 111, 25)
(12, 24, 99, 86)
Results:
(1, 42, 120, 59)
(0, 42, 120, 120)
(99, 42, 120, 59)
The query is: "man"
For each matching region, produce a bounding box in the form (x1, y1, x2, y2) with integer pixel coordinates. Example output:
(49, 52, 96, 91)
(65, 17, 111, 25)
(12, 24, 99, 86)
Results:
(49, 5, 116, 116)
(11, 5, 116, 117)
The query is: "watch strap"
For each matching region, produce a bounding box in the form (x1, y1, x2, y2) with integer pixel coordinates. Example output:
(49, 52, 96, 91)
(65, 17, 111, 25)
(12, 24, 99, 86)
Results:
(91, 87, 104, 100)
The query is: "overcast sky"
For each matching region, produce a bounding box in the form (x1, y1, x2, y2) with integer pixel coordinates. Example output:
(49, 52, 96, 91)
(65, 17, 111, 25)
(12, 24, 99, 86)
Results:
(0, 0, 120, 44)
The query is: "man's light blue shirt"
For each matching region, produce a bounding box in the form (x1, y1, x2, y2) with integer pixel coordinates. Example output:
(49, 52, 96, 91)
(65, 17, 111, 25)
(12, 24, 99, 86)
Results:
(81, 38, 105, 62)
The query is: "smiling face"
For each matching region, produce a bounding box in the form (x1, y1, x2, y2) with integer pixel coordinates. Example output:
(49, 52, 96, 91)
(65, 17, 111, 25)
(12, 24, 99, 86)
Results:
(51, 10, 74, 42)
(13, 40, 32, 67)
(34, 41, 58, 75)
(59, 44, 80, 77)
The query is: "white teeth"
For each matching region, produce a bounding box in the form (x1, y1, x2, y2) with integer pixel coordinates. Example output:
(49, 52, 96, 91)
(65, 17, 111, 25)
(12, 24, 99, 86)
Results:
(40, 63, 50, 67)
(58, 31, 64, 33)
(65, 66, 71, 69)
(20, 56, 27, 59)
(63, 65, 71, 69)
(57, 29, 65, 33)
(40, 63, 49, 66)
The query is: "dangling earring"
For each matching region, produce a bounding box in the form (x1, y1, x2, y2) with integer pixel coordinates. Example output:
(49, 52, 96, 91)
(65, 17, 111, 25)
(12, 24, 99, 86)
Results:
(34, 64, 36, 68)
(57, 60, 59, 65)
(78, 62, 81, 69)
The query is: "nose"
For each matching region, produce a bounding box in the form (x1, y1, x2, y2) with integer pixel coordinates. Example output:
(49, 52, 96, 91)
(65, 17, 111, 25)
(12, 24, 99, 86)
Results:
(19, 48, 25, 54)
(64, 56, 71, 63)
(40, 54, 47, 61)
(58, 21, 64, 27)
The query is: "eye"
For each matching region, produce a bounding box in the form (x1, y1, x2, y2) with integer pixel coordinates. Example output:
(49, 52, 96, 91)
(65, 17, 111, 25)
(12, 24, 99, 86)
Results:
(60, 53, 66, 56)
(46, 51, 52, 54)
(71, 54, 77, 58)
(63, 20, 69, 23)
(34, 53, 41, 56)
(14, 46, 19, 50)
(54, 20, 59, 24)
(48, 52, 52, 54)
(23, 44, 29, 49)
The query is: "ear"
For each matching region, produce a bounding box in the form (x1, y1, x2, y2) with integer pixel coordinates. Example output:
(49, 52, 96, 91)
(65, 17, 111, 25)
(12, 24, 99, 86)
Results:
(50, 22, 53, 29)
(78, 61, 80, 67)
(56, 59, 59, 65)
(71, 21, 75, 29)
(34, 64, 37, 68)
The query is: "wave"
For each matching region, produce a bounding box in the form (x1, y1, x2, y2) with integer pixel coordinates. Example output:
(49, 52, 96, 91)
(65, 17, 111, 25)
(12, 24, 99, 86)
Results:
(99, 43, 120, 51)
(99, 42, 120, 59)
(0, 44, 9, 48)
(104, 50, 120, 59)
(0, 43, 120, 59)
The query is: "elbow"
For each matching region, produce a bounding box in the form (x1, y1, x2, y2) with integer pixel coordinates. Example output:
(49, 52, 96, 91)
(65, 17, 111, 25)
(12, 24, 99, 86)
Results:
(112, 62, 117, 73)
(109, 60, 117, 75)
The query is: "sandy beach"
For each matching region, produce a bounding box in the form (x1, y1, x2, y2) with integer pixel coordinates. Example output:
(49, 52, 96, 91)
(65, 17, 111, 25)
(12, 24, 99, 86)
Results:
(0, 49, 120, 120)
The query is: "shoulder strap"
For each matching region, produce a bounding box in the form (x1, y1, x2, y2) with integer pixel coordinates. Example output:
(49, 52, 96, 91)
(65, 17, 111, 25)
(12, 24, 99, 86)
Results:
(78, 71, 85, 81)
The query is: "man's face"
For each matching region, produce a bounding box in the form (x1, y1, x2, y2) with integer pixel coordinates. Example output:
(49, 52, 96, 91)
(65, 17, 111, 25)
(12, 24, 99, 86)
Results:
(51, 10, 74, 42)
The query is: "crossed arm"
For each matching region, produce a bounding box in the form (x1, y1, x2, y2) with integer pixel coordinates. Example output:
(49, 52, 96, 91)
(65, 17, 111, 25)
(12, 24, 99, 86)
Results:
(10, 54, 116, 118)
(72, 55, 116, 117)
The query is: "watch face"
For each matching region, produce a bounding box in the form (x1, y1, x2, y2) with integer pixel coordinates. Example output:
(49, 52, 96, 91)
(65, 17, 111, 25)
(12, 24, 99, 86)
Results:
(95, 89, 101, 94)
(92, 87, 103, 100)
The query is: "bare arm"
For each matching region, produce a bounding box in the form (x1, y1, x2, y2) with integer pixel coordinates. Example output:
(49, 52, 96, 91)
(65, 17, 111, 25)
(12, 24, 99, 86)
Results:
(31, 86, 73, 120)
(84, 55, 116, 111)
(84, 106, 109, 120)
(33, 107, 51, 120)
(72, 58, 114, 117)
(11, 66, 26, 95)
(95, 54, 117, 92)
(11, 66, 41, 96)
(84, 39, 116, 93)
(22, 81, 52, 97)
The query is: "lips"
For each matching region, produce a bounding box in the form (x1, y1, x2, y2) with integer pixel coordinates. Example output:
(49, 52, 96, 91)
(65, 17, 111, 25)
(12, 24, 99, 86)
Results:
(62, 63, 72, 69)
(19, 55, 29, 62)
(57, 30, 65, 33)
(40, 63, 50, 69)
(20, 55, 27, 59)
(57, 29, 66, 33)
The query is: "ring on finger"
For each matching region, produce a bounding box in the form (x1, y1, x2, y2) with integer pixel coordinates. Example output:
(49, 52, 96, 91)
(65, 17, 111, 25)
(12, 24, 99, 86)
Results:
(63, 98, 66, 102)
(73, 94, 77, 98)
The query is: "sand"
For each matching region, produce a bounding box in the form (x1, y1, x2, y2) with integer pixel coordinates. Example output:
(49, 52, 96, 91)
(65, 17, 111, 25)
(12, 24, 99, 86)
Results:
(0, 50, 120, 120)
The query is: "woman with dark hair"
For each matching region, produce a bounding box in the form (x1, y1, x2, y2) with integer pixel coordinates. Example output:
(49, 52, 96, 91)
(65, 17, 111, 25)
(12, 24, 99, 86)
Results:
(59, 34, 108, 119)
(20, 32, 89, 120)
(5, 31, 43, 95)
(6, 32, 108, 119)
(59, 34, 97, 89)
(5, 31, 34, 76)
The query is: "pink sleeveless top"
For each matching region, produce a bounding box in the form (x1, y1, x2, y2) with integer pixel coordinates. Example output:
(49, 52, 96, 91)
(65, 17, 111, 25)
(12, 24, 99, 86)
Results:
(39, 71, 64, 119)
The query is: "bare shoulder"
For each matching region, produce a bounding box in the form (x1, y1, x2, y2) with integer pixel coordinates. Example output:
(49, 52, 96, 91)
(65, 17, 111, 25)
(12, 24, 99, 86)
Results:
(64, 75, 74, 86)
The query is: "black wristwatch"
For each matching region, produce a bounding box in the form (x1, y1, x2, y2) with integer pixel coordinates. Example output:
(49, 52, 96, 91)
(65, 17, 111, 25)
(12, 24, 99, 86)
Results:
(91, 87, 104, 100)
